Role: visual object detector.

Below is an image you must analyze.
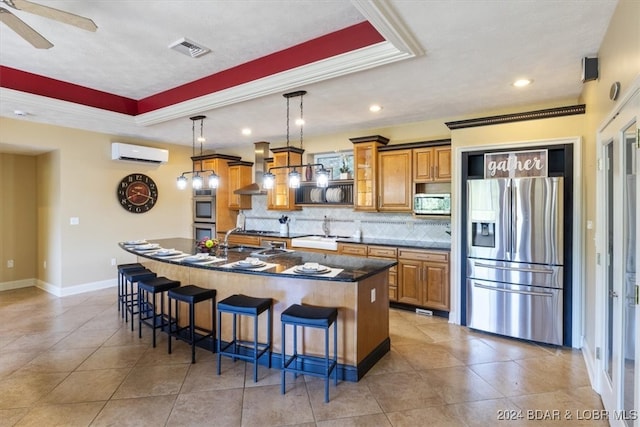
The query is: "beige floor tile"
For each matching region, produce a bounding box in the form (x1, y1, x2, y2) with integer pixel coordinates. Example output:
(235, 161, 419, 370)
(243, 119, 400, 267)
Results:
(0, 287, 607, 427)
(0, 371, 68, 409)
(364, 371, 444, 412)
(18, 347, 96, 374)
(316, 413, 392, 426)
(242, 383, 314, 426)
(385, 405, 467, 427)
(76, 344, 148, 370)
(91, 394, 176, 426)
(307, 379, 382, 421)
(393, 342, 464, 370)
(0, 408, 29, 427)
(40, 368, 129, 404)
(419, 365, 503, 404)
(14, 402, 105, 427)
(180, 358, 245, 393)
(112, 364, 189, 399)
(166, 389, 243, 427)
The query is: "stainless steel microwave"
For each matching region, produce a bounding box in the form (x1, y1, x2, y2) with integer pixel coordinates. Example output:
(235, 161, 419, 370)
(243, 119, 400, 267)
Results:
(414, 193, 451, 215)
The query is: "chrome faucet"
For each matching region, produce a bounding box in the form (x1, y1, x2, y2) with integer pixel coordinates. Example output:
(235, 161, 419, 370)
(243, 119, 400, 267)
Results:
(223, 227, 242, 247)
(322, 216, 330, 237)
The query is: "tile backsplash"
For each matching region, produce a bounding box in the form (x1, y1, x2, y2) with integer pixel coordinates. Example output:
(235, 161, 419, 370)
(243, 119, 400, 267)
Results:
(242, 195, 451, 245)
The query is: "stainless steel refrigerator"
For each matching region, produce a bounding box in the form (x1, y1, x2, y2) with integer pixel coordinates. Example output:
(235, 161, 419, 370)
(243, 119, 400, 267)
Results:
(466, 177, 564, 345)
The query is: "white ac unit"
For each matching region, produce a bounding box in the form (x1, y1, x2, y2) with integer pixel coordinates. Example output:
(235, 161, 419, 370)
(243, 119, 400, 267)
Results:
(111, 142, 169, 164)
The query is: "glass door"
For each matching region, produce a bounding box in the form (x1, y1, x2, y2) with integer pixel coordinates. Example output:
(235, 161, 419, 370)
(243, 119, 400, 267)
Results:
(599, 88, 639, 426)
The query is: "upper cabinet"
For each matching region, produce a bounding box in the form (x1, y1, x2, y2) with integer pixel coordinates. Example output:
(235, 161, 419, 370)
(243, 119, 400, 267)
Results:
(350, 135, 389, 211)
(378, 149, 412, 212)
(413, 146, 451, 182)
(227, 160, 253, 210)
(267, 146, 303, 211)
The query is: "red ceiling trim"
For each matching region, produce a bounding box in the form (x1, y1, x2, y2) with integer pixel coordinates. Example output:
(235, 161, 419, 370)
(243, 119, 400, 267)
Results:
(0, 66, 138, 115)
(0, 21, 383, 116)
(137, 21, 384, 113)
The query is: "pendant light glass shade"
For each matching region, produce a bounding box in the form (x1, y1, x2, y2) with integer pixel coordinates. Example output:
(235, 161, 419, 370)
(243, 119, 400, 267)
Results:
(208, 173, 219, 189)
(288, 169, 301, 189)
(262, 171, 275, 190)
(177, 175, 188, 189)
(315, 168, 330, 188)
(192, 174, 203, 190)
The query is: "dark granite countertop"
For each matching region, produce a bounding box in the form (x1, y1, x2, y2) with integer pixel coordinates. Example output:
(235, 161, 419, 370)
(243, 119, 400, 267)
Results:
(120, 238, 396, 282)
(222, 230, 451, 251)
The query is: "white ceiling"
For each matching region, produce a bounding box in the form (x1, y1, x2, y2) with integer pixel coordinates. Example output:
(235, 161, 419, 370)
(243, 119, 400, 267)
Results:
(0, 0, 618, 153)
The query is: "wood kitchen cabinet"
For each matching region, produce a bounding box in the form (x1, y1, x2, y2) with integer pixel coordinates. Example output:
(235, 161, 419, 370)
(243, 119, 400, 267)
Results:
(267, 146, 303, 211)
(397, 248, 449, 311)
(378, 149, 412, 212)
(227, 160, 253, 210)
(338, 243, 398, 302)
(413, 146, 451, 182)
(216, 233, 260, 247)
(350, 135, 389, 211)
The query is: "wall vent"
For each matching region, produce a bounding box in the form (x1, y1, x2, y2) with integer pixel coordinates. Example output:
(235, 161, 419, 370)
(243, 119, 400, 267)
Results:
(168, 37, 211, 58)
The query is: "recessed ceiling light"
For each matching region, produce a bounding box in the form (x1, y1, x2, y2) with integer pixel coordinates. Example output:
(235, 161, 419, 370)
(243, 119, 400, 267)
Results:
(369, 104, 383, 112)
(241, 128, 252, 136)
(13, 110, 27, 116)
(513, 79, 533, 87)
(295, 118, 305, 126)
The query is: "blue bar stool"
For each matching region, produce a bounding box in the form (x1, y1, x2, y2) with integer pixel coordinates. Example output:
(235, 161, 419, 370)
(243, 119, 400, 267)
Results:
(167, 285, 216, 363)
(217, 294, 273, 382)
(137, 276, 181, 347)
(117, 263, 144, 315)
(123, 268, 157, 329)
(281, 303, 338, 403)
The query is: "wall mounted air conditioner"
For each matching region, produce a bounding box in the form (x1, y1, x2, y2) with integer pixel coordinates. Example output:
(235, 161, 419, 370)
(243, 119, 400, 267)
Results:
(111, 142, 169, 164)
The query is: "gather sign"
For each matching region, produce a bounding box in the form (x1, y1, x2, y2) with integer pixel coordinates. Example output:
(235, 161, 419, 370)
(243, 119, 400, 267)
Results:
(484, 149, 548, 179)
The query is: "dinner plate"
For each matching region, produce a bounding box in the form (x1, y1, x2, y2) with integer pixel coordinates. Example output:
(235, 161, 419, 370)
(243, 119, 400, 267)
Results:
(154, 249, 181, 257)
(134, 243, 160, 250)
(294, 266, 331, 275)
(124, 240, 147, 245)
(234, 261, 266, 269)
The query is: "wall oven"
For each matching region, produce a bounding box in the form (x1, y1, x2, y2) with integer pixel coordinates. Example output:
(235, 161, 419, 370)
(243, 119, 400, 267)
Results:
(193, 196, 216, 223)
(194, 222, 216, 241)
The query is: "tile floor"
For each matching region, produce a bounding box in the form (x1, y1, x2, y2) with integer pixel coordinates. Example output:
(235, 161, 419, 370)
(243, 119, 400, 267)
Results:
(0, 287, 606, 426)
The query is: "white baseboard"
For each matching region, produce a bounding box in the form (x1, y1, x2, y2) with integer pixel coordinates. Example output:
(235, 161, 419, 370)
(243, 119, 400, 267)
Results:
(35, 278, 117, 297)
(0, 278, 37, 292)
(581, 337, 600, 394)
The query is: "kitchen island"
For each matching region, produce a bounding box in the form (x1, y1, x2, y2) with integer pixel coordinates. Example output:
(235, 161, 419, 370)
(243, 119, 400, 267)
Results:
(120, 238, 396, 381)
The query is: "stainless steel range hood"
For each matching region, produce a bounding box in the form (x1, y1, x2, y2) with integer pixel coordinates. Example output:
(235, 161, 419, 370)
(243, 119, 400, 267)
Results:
(234, 141, 269, 195)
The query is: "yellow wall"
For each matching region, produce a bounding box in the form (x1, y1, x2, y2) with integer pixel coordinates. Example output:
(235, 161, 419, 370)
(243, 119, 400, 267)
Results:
(0, 119, 202, 294)
(579, 0, 640, 358)
(0, 154, 37, 285)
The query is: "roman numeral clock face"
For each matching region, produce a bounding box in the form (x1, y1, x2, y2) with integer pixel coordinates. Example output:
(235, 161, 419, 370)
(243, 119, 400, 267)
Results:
(117, 174, 158, 213)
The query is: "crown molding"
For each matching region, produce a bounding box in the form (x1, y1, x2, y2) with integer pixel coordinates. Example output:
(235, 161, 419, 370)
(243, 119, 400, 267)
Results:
(135, 41, 410, 127)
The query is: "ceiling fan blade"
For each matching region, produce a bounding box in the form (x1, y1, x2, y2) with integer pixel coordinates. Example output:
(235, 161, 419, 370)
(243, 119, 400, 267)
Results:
(7, 0, 97, 32)
(0, 7, 52, 48)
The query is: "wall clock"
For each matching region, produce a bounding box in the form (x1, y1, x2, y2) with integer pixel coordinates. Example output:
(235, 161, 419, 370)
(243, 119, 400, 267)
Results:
(117, 174, 158, 213)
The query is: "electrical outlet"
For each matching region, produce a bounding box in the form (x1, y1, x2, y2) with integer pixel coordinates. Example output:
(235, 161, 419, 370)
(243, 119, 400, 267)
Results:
(7, 260, 14, 268)
(111, 258, 117, 266)
(370, 288, 376, 303)
(70, 217, 79, 225)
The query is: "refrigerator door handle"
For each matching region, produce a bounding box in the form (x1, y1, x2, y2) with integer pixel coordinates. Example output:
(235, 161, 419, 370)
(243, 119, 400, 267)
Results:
(473, 282, 554, 298)
(473, 262, 555, 274)
(511, 182, 517, 259)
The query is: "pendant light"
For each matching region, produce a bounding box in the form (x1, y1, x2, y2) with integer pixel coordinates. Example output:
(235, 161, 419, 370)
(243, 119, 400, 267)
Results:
(262, 90, 330, 190)
(176, 115, 219, 190)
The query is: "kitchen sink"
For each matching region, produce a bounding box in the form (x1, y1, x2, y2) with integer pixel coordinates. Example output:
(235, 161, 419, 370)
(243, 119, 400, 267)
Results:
(290, 235, 339, 251)
(224, 245, 263, 253)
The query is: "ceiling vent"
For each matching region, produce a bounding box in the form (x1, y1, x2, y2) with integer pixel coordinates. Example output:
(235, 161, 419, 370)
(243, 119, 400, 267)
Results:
(168, 37, 211, 58)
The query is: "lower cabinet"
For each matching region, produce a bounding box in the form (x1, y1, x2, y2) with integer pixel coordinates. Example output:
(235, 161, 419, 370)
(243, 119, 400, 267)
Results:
(397, 249, 449, 311)
(339, 243, 398, 302)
